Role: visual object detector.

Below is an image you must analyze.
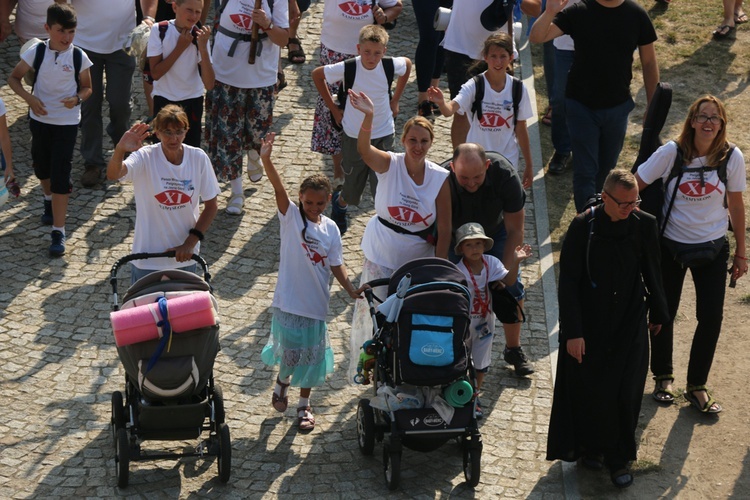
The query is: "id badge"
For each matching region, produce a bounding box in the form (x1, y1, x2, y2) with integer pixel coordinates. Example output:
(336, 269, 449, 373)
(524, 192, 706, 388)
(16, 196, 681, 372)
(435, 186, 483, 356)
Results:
(475, 321, 491, 339)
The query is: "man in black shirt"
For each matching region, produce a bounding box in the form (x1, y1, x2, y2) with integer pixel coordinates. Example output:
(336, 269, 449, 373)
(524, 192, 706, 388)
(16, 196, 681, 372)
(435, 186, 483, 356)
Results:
(447, 143, 534, 376)
(529, 0, 659, 211)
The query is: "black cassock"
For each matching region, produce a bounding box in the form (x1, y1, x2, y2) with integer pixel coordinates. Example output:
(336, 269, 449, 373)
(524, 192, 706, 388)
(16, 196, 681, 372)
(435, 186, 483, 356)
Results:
(547, 207, 669, 466)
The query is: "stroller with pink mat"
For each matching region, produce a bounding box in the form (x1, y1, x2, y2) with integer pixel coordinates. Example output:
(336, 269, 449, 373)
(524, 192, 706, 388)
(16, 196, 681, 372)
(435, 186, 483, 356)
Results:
(108, 252, 229, 488)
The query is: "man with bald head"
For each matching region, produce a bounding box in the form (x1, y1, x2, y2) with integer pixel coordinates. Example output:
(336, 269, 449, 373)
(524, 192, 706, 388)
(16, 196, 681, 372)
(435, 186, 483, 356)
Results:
(447, 143, 533, 376)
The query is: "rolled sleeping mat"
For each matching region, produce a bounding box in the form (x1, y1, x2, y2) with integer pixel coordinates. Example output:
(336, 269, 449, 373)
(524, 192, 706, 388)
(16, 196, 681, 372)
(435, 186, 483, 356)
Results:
(443, 379, 473, 407)
(111, 291, 217, 347)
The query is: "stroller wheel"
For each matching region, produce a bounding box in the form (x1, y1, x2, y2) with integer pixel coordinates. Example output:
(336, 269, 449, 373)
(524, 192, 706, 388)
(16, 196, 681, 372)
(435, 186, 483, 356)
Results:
(212, 385, 226, 425)
(216, 422, 231, 483)
(356, 399, 375, 455)
(111, 391, 126, 446)
(383, 443, 401, 491)
(115, 428, 130, 488)
(462, 442, 482, 487)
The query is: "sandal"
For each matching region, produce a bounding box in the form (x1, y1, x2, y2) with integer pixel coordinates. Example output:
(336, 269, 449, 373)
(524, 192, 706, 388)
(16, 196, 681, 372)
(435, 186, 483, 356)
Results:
(287, 37, 306, 64)
(297, 406, 315, 432)
(610, 468, 634, 489)
(225, 194, 244, 215)
(271, 377, 290, 412)
(541, 106, 552, 126)
(713, 24, 735, 39)
(652, 374, 678, 403)
(735, 12, 748, 24)
(275, 72, 287, 94)
(685, 385, 723, 414)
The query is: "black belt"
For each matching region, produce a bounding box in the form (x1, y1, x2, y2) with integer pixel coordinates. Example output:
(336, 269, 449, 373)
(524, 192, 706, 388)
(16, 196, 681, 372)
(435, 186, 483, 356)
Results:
(217, 26, 268, 58)
(378, 216, 436, 245)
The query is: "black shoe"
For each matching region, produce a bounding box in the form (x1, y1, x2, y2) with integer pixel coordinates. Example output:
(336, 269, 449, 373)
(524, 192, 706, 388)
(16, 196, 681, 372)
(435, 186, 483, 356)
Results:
(417, 100, 433, 118)
(547, 152, 570, 175)
(330, 191, 348, 235)
(49, 230, 65, 257)
(81, 164, 102, 187)
(503, 346, 534, 376)
(41, 199, 53, 225)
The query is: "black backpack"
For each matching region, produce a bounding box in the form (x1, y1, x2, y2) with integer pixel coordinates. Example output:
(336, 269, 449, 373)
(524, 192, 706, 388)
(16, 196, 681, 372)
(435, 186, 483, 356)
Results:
(331, 57, 395, 131)
(31, 41, 83, 91)
(470, 73, 523, 129)
(657, 142, 736, 235)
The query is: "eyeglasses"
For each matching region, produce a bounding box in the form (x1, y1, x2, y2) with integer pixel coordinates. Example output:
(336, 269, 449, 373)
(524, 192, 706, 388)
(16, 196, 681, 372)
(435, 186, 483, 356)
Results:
(158, 129, 187, 137)
(604, 190, 641, 209)
(694, 114, 723, 124)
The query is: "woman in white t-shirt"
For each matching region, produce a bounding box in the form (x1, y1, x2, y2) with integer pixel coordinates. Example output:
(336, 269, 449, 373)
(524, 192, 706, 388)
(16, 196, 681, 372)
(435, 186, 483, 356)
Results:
(106, 105, 221, 284)
(636, 95, 747, 415)
(345, 89, 452, 381)
(429, 32, 534, 189)
(257, 133, 365, 432)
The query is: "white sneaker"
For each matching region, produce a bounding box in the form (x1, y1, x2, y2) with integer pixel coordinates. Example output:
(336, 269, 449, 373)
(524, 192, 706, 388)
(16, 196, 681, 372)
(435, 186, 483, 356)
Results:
(247, 150, 263, 183)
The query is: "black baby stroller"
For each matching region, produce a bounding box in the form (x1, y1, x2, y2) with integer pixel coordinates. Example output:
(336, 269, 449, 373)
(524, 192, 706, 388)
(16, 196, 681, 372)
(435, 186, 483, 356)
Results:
(355, 257, 482, 490)
(108, 252, 229, 488)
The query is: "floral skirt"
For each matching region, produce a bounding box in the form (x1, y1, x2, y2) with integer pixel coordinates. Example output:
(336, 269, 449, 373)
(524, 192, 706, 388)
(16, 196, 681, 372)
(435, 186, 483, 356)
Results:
(310, 43, 355, 156)
(261, 308, 334, 388)
(204, 81, 274, 182)
(347, 257, 394, 383)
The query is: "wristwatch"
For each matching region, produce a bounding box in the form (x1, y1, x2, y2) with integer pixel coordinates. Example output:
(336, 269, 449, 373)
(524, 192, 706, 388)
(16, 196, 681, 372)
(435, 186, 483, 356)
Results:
(76, 95, 82, 106)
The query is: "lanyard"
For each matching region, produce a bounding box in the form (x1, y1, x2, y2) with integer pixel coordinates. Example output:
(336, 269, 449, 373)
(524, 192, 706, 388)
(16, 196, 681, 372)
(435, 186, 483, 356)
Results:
(464, 257, 490, 317)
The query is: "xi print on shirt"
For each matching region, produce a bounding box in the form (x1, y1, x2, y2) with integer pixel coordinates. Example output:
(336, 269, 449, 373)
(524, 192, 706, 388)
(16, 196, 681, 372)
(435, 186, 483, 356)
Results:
(338, 0, 372, 20)
(387, 192, 434, 229)
(302, 238, 328, 267)
(477, 100, 515, 131)
(154, 177, 195, 211)
(677, 171, 725, 204)
(228, 0, 257, 32)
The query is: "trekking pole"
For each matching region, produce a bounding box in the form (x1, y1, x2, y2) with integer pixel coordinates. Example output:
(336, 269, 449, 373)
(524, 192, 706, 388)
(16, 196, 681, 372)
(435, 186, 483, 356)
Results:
(248, 0, 262, 64)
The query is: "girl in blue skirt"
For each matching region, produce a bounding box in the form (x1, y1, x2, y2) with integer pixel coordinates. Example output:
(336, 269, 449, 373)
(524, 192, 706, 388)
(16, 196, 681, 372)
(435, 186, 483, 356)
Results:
(259, 133, 366, 431)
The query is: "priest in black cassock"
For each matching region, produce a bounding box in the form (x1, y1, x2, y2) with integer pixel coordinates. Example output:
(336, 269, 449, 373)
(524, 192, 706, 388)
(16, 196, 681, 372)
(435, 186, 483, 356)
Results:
(547, 169, 669, 489)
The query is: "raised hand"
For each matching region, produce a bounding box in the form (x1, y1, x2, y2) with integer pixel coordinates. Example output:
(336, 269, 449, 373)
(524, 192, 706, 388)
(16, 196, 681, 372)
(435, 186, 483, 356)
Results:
(260, 132, 276, 159)
(347, 90, 374, 116)
(117, 123, 151, 153)
(514, 243, 533, 261)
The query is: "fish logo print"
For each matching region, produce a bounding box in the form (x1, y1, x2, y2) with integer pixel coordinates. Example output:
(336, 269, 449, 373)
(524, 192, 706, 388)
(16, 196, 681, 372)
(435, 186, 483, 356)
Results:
(230, 13, 253, 31)
(679, 178, 724, 198)
(154, 190, 192, 207)
(387, 206, 432, 227)
(479, 112, 513, 129)
(302, 243, 327, 267)
(338, 1, 371, 17)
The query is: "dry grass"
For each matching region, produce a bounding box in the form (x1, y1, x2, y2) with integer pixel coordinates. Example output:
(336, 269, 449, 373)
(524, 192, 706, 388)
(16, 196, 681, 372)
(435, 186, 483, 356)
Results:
(533, 0, 750, 262)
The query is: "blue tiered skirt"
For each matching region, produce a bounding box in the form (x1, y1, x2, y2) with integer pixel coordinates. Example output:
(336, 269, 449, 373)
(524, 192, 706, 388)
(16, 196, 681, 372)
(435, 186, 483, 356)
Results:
(261, 308, 334, 388)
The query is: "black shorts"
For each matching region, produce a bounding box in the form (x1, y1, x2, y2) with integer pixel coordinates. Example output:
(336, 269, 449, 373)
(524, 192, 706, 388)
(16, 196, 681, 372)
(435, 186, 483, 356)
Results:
(444, 49, 486, 99)
(30, 119, 77, 195)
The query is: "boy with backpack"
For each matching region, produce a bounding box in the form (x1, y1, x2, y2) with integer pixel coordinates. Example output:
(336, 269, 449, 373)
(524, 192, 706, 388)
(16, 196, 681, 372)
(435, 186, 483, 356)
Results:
(8, 3, 92, 257)
(312, 24, 411, 234)
(147, 0, 215, 148)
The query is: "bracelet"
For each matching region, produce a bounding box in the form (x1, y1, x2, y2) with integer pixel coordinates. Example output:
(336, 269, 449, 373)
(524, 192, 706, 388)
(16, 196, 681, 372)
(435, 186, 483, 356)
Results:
(734, 254, 747, 260)
(144, 16, 155, 23)
(189, 228, 205, 241)
(360, 125, 372, 132)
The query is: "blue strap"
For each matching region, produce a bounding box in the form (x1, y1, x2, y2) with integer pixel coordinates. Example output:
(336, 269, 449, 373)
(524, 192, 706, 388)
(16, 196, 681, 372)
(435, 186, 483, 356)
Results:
(145, 297, 172, 373)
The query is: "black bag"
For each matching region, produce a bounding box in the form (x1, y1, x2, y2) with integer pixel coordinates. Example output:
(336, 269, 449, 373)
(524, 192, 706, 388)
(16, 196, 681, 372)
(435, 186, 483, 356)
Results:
(491, 287, 525, 324)
(662, 236, 726, 269)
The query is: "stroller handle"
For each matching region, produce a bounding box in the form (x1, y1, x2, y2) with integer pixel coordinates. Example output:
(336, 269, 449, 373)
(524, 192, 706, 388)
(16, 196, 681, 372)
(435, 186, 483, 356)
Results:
(109, 252, 211, 296)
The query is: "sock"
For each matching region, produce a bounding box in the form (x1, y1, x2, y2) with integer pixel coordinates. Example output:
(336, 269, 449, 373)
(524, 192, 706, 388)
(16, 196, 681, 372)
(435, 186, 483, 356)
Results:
(274, 376, 291, 397)
(52, 225, 65, 236)
(298, 397, 310, 411)
(44, 194, 52, 201)
(230, 177, 243, 196)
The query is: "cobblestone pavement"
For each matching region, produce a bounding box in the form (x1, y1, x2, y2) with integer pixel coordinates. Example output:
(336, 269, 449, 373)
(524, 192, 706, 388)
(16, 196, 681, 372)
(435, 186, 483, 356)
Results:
(0, 3, 564, 498)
